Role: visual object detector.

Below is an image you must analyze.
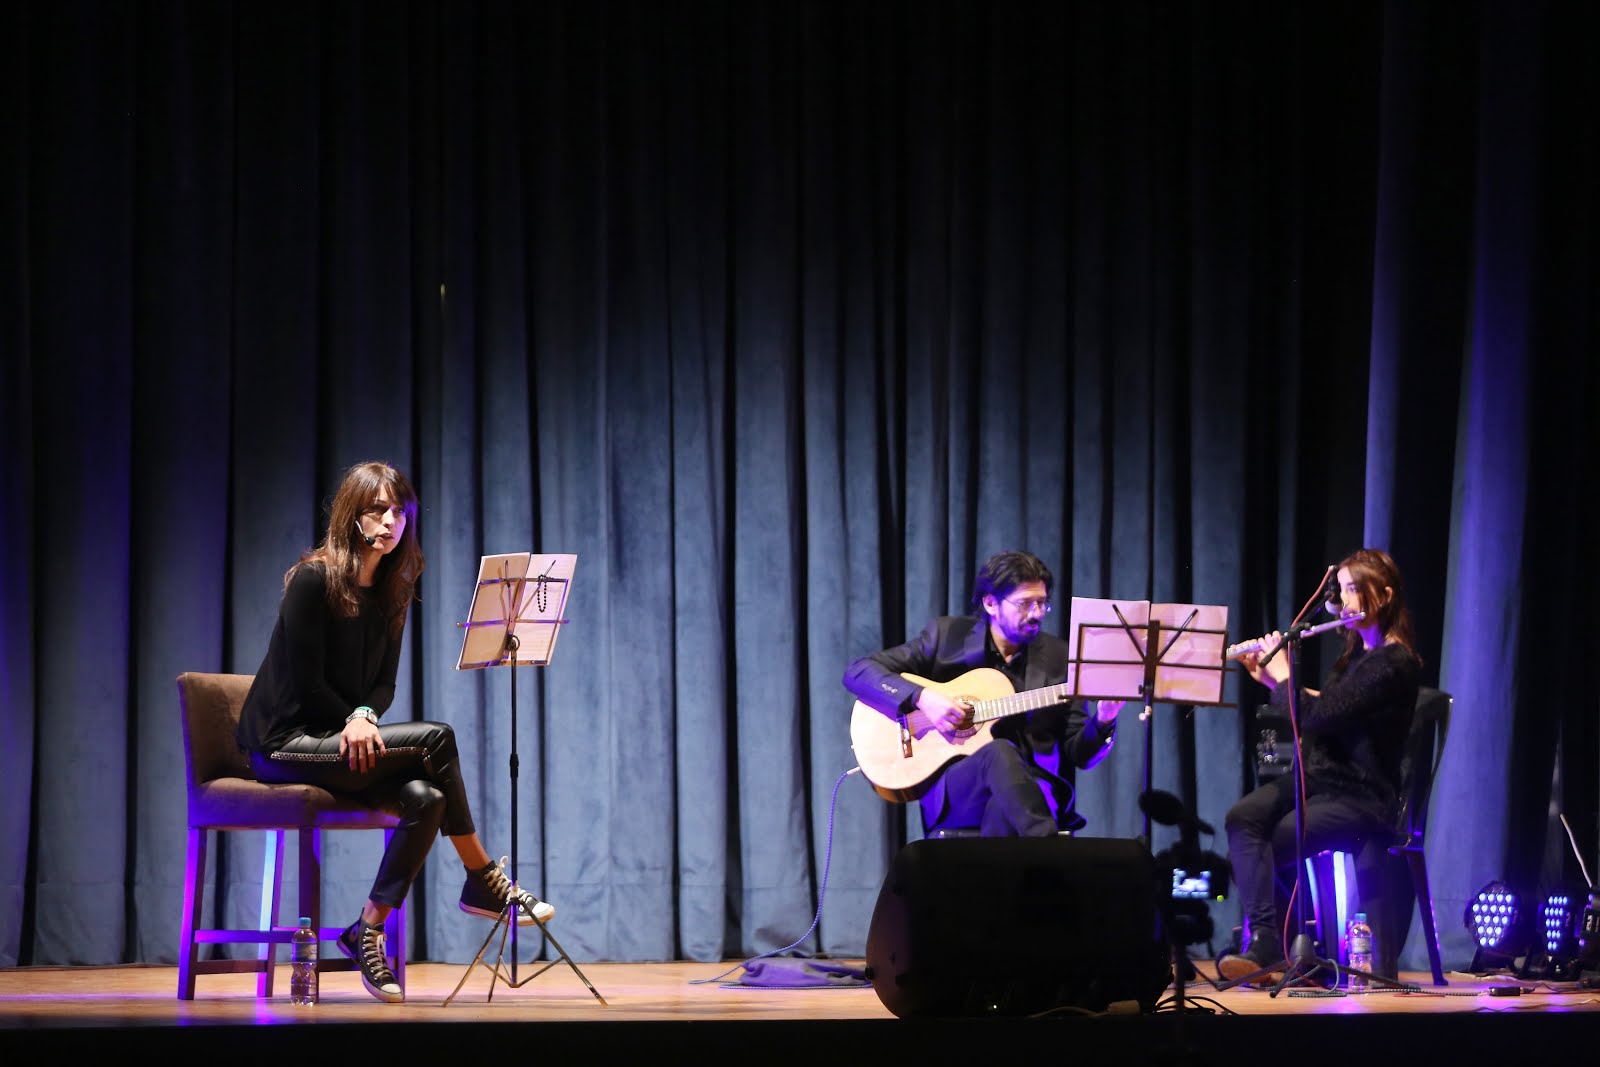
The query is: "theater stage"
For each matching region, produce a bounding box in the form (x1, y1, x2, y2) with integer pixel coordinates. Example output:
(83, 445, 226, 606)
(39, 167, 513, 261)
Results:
(2, 959, 1598, 1064)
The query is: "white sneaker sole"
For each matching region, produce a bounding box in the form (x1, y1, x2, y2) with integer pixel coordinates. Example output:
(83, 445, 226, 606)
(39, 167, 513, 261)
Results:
(459, 899, 556, 926)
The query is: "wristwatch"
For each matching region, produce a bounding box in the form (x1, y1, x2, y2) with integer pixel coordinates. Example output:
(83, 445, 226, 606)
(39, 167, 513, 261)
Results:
(346, 706, 378, 726)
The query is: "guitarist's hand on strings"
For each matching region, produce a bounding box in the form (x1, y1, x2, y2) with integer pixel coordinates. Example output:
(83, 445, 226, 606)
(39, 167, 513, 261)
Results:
(916, 688, 973, 741)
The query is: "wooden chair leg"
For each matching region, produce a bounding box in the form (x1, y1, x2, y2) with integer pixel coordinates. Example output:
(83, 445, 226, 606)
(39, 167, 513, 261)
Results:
(382, 829, 406, 987)
(299, 828, 324, 982)
(1302, 851, 1345, 964)
(1349, 842, 1402, 978)
(258, 830, 286, 998)
(1405, 848, 1447, 985)
(178, 828, 207, 1000)
(385, 903, 406, 987)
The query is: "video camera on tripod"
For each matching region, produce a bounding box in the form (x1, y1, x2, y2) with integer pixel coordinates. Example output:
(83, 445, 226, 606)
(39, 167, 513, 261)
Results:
(1140, 789, 1232, 949)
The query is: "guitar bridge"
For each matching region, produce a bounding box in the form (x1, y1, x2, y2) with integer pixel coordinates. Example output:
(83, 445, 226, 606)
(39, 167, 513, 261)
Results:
(897, 713, 912, 758)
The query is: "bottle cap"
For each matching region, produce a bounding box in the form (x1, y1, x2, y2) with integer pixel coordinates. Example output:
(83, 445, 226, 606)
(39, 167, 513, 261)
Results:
(299, 916, 312, 926)
(1353, 912, 1367, 921)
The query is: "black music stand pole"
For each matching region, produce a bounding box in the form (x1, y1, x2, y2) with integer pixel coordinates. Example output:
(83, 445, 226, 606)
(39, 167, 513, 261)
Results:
(1136, 630, 1153, 844)
(507, 629, 521, 979)
(1139, 617, 1160, 844)
(1260, 625, 1325, 993)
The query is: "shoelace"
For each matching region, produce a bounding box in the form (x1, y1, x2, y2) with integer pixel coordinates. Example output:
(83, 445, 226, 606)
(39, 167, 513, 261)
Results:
(361, 927, 394, 981)
(487, 856, 539, 914)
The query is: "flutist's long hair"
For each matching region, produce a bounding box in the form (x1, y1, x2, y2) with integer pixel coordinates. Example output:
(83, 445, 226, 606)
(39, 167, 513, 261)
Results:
(1333, 547, 1419, 672)
(285, 461, 424, 640)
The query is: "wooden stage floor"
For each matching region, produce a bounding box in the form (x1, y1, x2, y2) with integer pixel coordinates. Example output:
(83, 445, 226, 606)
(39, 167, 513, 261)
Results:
(3, 959, 1599, 1064)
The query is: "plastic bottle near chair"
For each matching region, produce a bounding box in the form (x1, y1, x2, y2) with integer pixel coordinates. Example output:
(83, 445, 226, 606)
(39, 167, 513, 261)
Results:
(290, 917, 318, 1005)
(1346, 912, 1373, 993)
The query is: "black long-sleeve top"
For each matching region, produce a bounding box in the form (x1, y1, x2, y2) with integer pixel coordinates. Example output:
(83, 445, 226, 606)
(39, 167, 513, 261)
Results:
(235, 562, 404, 753)
(1271, 641, 1420, 822)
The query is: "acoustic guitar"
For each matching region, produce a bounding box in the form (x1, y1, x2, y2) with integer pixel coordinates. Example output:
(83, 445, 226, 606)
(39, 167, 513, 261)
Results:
(849, 667, 1080, 803)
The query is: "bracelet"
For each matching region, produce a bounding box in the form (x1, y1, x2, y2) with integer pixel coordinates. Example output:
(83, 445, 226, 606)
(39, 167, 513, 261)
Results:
(346, 706, 378, 726)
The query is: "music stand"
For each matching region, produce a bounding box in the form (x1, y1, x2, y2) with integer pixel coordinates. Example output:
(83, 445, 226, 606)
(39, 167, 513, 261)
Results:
(1064, 597, 1233, 843)
(443, 552, 605, 1007)
(1066, 597, 1233, 1012)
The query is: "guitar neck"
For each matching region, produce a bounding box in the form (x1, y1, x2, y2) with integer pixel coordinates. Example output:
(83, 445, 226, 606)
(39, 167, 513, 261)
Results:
(970, 682, 1075, 723)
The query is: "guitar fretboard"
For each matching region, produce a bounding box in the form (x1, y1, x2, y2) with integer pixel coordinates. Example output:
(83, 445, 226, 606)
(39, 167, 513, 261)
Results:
(970, 683, 1074, 723)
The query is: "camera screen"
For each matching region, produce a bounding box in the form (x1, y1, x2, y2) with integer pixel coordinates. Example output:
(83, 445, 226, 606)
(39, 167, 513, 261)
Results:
(1171, 868, 1214, 900)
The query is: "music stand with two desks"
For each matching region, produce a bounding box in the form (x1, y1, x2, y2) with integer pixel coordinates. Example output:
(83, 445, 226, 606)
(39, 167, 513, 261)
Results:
(1064, 597, 1233, 844)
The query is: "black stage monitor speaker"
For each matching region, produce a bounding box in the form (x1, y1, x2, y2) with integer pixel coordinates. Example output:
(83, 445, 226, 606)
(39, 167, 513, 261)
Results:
(865, 835, 1171, 1017)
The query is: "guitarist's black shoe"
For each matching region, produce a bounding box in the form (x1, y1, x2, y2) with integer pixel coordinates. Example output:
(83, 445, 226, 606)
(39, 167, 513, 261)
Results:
(1217, 928, 1285, 986)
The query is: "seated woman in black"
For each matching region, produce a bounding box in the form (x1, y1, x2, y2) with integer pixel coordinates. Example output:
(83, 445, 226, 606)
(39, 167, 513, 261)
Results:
(1217, 547, 1421, 984)
(236, 460, 555, 1003)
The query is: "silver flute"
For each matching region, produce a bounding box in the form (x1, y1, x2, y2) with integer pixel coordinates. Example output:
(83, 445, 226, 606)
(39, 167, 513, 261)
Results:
(1226, 612, 1366, 661)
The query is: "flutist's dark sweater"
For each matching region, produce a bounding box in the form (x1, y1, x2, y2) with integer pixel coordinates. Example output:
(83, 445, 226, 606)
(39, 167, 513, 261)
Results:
(1270, 642, 1421, 824)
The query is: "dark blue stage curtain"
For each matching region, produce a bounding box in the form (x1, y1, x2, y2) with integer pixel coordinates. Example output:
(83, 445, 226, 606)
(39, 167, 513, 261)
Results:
(0, 1, 1593, 972)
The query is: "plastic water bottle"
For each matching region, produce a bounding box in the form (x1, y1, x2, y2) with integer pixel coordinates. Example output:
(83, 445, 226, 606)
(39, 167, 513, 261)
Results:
(1346, 912, 1373, 993)
(290, 916, 318, 1005)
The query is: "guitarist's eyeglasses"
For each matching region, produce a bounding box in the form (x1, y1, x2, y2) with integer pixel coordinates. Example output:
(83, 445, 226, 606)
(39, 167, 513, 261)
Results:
(1002, 595, 1053, 616)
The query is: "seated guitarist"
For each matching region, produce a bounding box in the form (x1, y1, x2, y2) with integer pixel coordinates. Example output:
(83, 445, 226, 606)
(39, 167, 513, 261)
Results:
(843, 549, 1124, 836)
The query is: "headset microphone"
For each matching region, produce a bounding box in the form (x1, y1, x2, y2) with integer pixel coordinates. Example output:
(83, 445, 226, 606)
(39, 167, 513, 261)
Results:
(355, 521, 376, 547)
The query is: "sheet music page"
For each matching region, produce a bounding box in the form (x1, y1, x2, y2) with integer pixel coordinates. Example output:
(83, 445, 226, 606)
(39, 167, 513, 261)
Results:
(456, 553, 532, 670)
(1150, 602, 1229, 705)
(507, 553, 577, 665)
(1065, 596, 1151, 700)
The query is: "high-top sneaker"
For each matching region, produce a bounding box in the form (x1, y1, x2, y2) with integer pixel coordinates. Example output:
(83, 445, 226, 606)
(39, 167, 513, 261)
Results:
(337, 918, 404, 1003)
(459, 855, 556, 926)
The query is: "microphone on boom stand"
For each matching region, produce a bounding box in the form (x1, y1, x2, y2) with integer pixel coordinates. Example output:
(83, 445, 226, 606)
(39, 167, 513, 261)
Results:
(1324, 581, 1343, 616)
(1254, 567, 1342, 670)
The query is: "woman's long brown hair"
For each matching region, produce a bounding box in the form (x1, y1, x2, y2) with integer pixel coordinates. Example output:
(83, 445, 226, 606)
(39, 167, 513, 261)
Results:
(1333, 547, 1420, 673)
(285, 461, 424, 639)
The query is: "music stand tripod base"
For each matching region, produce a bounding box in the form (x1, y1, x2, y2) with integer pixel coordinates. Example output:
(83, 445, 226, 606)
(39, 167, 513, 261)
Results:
(443, 905, 608, 1007)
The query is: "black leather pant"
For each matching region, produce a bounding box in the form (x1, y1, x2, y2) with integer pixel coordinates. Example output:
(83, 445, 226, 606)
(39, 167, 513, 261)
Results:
(250, 721, 476, 908)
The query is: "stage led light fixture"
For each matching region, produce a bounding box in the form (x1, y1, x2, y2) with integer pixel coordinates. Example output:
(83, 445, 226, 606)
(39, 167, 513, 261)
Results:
(1465, 876, 1523, 959)
(1542, 891, 1581, 960)
(1524, 885, 1600, 980)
